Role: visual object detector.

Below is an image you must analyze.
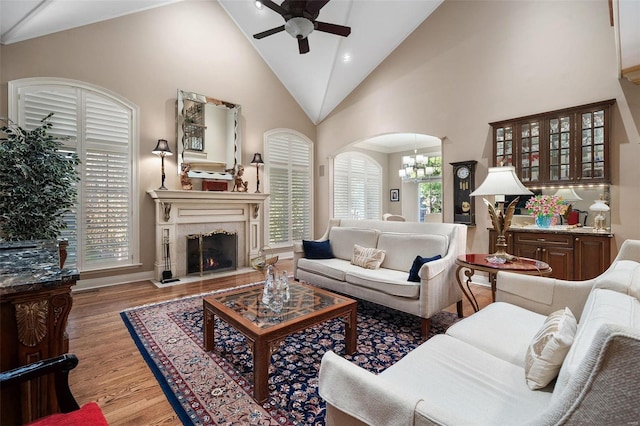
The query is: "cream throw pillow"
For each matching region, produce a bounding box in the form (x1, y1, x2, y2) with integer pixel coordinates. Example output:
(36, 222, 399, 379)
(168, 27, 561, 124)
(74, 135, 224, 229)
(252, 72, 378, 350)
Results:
(525, 307, 578, 390)
(351, 244, 386, 270)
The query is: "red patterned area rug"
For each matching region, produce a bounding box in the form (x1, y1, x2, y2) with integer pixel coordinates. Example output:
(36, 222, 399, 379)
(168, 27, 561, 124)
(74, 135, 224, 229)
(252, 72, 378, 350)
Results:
(121, 282, 461, 425)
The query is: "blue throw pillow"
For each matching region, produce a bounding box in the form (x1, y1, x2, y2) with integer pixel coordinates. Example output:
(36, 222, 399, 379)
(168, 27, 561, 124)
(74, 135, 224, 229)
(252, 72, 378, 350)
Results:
(303, 240, 334, 259)
(407, 254, 442, 282)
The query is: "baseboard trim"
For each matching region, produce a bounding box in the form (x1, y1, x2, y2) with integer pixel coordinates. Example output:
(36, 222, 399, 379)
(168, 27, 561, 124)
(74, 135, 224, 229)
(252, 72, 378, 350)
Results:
(72, 270, 155, 292)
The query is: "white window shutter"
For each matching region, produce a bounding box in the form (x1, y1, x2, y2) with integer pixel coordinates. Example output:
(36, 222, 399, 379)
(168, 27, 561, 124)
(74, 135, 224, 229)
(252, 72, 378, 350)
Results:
(333, 152, 381, 220)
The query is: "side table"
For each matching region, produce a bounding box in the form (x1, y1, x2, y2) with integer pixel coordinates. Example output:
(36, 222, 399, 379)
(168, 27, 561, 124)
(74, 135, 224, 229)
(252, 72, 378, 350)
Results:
(456, 254, 552, 312)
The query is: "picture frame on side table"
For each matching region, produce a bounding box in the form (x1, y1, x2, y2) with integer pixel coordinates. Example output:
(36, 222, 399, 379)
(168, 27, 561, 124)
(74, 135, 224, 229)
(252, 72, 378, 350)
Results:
(390, 188, 400, 202)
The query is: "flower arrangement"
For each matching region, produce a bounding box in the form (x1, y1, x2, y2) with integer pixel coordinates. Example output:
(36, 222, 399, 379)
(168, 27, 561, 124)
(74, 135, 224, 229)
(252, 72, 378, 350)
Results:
(525, 194, 566, 218)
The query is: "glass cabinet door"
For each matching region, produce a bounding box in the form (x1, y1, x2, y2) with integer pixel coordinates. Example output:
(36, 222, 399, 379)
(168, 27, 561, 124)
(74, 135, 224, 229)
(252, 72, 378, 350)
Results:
(578, 108, 607, 182)
(494, 125, 514, 167)
(547, 115, 573, 184)
(518, 120, 541, 184)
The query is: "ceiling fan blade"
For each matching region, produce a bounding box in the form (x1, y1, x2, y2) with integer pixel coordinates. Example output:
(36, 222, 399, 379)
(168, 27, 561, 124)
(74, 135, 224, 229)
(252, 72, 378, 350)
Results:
(298, 37, 310, 54)
(259, 0, 288, 17)
(253, 25, 285, 39)
(305, 0, 330, 16)
(314, 21, 351, 37)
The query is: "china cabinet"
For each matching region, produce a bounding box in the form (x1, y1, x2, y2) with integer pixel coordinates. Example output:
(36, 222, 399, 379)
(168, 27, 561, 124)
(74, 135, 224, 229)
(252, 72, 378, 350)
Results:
(491, 99, 615, 187)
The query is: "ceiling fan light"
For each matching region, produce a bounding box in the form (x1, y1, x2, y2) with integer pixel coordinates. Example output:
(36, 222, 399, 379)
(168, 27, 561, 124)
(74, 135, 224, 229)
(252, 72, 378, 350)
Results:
(285, 17, 314, 39)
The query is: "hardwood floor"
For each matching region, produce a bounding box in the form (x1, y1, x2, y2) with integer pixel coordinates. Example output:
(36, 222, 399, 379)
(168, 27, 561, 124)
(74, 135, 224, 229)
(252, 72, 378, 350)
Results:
(67, 259, 491, 425)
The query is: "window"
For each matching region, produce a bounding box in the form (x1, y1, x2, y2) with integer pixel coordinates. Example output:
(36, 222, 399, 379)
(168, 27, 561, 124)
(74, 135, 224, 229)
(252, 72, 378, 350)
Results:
(10, 78, 138, 272)
(265, 130, 313, 248)
(333, 152, 381, 220)
(418, 155, 442, 222)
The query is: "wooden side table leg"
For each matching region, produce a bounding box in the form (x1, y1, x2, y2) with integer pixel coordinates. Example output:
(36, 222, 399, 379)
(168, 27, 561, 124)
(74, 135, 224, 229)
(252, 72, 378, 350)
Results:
(490, 272, 497, 303)
(456, 265, 480, 313)
(344, 306, 357, 355)
(253, 338, 270, 404)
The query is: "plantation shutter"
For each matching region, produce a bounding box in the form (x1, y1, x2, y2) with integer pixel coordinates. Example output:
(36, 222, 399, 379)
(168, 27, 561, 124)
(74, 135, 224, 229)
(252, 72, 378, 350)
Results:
(333, 152, 381, 220)
(15, 81, 135, 271)
(266, 132, 312, 247)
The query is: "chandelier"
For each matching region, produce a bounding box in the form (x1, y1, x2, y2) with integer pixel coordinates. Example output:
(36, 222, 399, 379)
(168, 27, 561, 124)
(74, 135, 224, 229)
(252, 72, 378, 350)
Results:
(398, 153, 437, 182)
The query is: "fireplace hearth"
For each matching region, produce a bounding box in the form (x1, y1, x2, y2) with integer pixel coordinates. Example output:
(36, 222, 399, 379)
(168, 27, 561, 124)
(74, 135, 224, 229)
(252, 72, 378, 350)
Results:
(187, 231, 237, 276)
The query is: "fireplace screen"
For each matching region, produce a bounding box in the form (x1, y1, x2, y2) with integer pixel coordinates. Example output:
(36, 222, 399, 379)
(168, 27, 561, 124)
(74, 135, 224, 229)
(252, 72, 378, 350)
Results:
(186, 231, 237, 275)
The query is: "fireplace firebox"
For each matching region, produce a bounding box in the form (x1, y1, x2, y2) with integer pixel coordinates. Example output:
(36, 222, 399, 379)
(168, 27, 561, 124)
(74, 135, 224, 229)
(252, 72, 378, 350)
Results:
(187, 231, 237, 275)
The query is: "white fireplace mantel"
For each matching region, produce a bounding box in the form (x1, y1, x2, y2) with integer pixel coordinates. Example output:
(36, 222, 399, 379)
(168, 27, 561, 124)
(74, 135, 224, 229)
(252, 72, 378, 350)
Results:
(147, 190, 269, 281)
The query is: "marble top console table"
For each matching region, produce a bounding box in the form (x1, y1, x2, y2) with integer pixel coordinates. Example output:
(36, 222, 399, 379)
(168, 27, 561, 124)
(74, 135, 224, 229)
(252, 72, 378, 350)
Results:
(0, 240, 79, 424)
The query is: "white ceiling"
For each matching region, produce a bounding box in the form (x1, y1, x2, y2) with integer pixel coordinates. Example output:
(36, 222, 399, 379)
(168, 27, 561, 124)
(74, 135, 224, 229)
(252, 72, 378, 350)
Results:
(0, 0, 443, 125)
(1, 0, 637, 124)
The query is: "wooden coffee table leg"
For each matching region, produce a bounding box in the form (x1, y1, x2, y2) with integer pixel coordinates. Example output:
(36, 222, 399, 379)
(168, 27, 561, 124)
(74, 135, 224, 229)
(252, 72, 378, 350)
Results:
(345, 305, 357, 355)
(253, 337, 270, 404)
(203, 302, 215, 351)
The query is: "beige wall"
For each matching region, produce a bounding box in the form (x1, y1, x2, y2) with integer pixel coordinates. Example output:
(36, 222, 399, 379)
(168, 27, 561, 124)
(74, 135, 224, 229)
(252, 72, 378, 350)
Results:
(0, 1, 316, 280)
(317, 0, 640, 256)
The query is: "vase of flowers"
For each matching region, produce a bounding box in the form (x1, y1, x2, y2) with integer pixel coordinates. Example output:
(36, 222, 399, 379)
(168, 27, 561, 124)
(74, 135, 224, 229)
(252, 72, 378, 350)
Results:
(525, 194, 566, 228)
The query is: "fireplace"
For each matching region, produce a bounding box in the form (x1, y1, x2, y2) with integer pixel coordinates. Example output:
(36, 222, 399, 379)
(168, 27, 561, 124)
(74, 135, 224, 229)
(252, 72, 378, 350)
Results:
(187, 231, 237, 275)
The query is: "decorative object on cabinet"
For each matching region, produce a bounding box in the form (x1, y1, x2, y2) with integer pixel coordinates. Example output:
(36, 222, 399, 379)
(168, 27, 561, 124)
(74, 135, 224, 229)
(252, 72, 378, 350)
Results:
(390, 188, 399, 202)
(491, 99, 615, 187)
(180, 163, 193, 190)
(152, 139, 172, 191)
(232, 164, 248, 192)
(177, 89, 241, 181)
(589, 197, 610, 232)
(524, 194, 566, 228)
(203, 180, 228, 191)
(554, 187, 582, 225)
(0, 113, 80, 241)
(251, 153, 264, 193)
(450, 160, 477, 225)
(470, 166, 533, 261)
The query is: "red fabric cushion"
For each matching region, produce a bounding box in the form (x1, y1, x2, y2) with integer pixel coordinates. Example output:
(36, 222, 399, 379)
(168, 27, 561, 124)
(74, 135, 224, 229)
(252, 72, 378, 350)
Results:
(28, 402, 108, 426)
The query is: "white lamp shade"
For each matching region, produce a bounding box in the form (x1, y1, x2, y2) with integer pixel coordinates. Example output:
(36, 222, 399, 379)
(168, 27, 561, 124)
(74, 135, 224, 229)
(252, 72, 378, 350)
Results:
(554, 187, 583, 201)
(470, 166, 533, 197)
(589, 199, 610, 212)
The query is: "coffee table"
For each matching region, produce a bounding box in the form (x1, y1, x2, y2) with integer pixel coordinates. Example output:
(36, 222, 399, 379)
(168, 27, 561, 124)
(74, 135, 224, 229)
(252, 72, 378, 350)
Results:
(203, 281, 357, 403)
(456, 254, 552, 312)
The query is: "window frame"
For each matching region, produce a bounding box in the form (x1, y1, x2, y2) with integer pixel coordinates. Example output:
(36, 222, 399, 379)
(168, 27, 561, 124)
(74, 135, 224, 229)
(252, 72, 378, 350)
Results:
(9, 77, 140, 273)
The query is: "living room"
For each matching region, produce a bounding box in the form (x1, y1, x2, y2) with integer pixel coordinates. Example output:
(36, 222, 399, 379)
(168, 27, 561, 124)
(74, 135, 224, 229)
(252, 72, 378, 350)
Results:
(1, 0, 639, 424)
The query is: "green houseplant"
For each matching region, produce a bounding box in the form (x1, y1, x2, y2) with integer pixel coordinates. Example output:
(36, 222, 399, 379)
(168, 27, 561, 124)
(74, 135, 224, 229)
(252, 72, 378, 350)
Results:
(0, 113, 80, 241)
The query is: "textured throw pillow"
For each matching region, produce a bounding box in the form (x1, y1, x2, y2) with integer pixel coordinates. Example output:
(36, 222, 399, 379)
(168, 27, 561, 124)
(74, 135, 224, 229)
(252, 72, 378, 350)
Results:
(350, 244, 386, 270)
(407, 254, 442, 282)
(524, 307, 578, 390)
(302, 240, 334, 259)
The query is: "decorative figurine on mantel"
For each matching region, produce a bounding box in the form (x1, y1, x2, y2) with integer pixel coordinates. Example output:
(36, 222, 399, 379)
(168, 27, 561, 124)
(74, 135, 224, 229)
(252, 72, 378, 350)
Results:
(232, 165, 248, 192)
(181, 163, 193, 190)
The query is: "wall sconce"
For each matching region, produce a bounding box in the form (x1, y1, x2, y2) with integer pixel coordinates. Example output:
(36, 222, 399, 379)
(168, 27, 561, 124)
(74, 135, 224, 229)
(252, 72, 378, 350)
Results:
(251, 152, 264, 193)
(152, 139, 173, 190)
(470, 166, 533, 262)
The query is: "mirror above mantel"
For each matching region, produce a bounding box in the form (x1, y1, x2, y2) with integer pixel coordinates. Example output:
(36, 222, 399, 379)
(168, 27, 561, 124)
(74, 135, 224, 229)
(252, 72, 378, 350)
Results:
(176, 89, 241, 181)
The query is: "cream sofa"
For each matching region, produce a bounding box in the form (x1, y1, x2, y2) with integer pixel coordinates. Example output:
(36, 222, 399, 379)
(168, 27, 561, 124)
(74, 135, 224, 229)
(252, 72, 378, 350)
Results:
(294, 219, 467, 337)
(319, 239, 640, 425)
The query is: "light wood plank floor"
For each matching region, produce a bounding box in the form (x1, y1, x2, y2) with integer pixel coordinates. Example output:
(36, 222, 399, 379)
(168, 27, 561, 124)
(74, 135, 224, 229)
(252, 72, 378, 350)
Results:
(67, 259, 491, 425)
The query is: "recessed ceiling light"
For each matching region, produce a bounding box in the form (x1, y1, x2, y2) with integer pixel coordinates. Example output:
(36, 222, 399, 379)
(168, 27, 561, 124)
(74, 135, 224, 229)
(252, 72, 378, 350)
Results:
(255, 1, 263, 10)
(342, 53, 352, 63)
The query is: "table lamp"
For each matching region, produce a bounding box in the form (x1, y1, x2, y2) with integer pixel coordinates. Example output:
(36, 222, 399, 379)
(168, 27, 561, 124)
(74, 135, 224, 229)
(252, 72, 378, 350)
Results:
(251, 153, 264, 193)
(470, 166, 533, 262)
(589, 197, 610, 232)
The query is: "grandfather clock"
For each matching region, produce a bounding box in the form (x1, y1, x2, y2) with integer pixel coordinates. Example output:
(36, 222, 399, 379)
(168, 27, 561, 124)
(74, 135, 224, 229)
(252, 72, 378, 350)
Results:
(450, 160, 477, 225)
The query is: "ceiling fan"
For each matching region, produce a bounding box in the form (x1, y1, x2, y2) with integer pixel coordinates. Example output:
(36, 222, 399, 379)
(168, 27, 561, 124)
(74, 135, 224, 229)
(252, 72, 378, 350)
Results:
(253, 0, 351, 54)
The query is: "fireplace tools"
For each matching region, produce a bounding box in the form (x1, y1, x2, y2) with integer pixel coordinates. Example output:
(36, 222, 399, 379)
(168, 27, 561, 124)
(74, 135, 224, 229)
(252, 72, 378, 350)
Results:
(161, 234, 179, 284)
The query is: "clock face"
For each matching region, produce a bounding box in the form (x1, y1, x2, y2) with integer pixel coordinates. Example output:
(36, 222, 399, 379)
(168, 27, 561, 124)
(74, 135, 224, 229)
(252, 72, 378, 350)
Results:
(457, 166, 470, 180)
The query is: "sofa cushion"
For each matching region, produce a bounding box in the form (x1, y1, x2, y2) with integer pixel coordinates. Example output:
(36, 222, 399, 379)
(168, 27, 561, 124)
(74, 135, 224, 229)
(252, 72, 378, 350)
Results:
(296, 258, 353, 281)
(381, 335, 553, 425)
(553, 288, 640, 399)
(328, 227, 379, 261)
(302, 239, 334, 259)
(346, 268, 420, 298)
(350, 244, 385, 269)
(446, 302, 546, 367)
(408, 254, 442, 282)
(525, 307, 577, 390)
(593, 259, 640, 296)
(377, 233, 448, 272)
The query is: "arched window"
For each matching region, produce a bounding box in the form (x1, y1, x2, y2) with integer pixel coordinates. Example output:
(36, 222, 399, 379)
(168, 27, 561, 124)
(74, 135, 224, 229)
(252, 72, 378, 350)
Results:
(264, 129, 313, 248)
(9, 78, 139, 271)
(333, 152, 382, 219)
